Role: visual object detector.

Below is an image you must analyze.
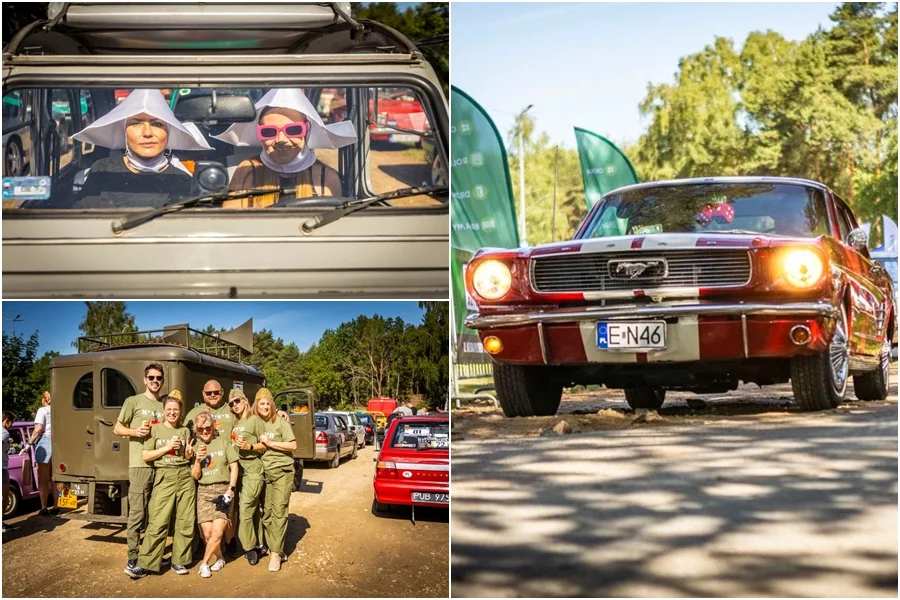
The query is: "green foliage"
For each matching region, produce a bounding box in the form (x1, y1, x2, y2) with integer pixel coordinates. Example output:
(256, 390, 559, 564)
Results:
(2, 331, 57, 421)
(351, 2, 448, 93)
(75, 301, 138, 347)
(511, 3, 897, 244)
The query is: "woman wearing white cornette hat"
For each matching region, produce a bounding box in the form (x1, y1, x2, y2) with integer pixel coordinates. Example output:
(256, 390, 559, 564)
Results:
(214, 88, 357, 208)
(72, 89, 213, 208)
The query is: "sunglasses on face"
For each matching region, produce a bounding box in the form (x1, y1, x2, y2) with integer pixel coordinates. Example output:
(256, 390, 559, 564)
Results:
(228, 399, 243, 407)
(257, 122, 309, 141)
(197, 426, 213, 433)
(205, 390, 223, 396)
(146, 375, 163, 382)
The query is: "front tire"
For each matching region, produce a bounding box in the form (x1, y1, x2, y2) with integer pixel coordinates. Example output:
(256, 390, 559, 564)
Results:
(853, 338, 891, 401)
(493, 363, 563, 417)
(4, 484, 20, 518)
(791, 306, 849, 411)
(624, 386, 666, 410)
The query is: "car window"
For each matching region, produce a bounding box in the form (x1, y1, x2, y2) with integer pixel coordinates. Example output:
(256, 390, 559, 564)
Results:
(101, 368, 137, 408)
(73, 372, 94, 410)
(333, 416, 348, 432)
(581, 183, 830, 239)
(833, 197, 859, 241)
(315, 415, 328, 429)
(2, 91, 27, 125)
(389, 420, 449, 450)
(2, 85, 445, 210)
(276, 390, 311, 415)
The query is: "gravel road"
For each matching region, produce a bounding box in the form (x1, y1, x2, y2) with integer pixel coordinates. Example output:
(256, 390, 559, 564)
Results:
(451, 375, 898, 598)
(2, 444, 448, 598)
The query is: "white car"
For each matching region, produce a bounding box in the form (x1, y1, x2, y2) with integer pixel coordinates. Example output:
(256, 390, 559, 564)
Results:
(325, 411, 366, 449)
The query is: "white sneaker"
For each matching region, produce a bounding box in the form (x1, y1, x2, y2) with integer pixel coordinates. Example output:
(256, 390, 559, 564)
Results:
(210, 558, 225, 572)
(199, 564, 211, 578)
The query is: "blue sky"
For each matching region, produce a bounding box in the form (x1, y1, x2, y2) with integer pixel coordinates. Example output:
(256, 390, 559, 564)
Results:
(1, 301, 427, 357)
(452, 2, 842, 148)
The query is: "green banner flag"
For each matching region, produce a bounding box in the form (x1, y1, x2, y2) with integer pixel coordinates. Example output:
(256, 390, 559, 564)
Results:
(574, 127, 639, 208)
(451, 86, 519, 362)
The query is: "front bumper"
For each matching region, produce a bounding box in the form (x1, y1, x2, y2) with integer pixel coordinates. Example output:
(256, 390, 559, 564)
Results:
(467, 301, 838, 365)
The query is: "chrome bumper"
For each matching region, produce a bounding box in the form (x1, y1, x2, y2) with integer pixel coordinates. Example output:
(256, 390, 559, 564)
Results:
(465, 302, 838, 329)
(467, 301, 838, 363)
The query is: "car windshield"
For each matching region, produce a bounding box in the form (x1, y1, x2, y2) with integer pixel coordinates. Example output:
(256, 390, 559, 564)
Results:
(2, 85, 445, 211)
(390, 420, 449, 450)
(580, 183, 831, 239)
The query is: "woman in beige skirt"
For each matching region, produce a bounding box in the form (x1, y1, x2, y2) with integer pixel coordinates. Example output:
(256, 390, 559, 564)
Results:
(191, 411, 239, 578)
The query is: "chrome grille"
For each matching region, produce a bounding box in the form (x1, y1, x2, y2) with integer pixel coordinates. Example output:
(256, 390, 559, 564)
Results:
(531, 250, 752, 292)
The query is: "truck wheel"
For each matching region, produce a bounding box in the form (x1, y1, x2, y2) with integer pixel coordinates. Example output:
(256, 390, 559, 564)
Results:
(494, 363, 563, 417)
(293, 459, 304, 491)
(4, 483, 20, 518)
(624, 386, 666, 410)
(791, 306, 849, 411)
(329, 450, 340, 469)
(853, 338, 891, 401)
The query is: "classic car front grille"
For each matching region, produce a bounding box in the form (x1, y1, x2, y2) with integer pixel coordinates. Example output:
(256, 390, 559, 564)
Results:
(531, 249, 752, 292)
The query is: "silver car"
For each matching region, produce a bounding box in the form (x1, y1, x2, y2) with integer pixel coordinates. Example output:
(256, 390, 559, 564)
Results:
(314, 413, 357, 469)
(324, 411, 366, 449)
(2, 3, 448, 299)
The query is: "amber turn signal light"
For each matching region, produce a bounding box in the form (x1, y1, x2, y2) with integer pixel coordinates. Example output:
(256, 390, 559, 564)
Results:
(483, 336, 503, 355)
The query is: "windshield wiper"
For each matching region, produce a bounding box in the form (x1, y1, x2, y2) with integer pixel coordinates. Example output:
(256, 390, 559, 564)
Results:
(300, 185, 448, 234)
(111, 187, 292, 234)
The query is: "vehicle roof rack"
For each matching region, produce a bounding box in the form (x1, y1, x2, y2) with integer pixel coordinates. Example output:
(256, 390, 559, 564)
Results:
(77, 321, 254, 364)
(4, 3, 422, 58)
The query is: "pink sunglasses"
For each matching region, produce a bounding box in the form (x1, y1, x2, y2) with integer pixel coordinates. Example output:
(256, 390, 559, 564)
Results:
(257, 122, 309, 141)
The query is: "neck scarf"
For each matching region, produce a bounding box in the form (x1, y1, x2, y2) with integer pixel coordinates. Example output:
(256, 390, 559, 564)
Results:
(259, 146, 317, 174)
(125, 146, 170, 173)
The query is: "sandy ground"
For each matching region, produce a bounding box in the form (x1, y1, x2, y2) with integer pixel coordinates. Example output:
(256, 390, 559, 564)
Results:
(451, 375, 898, 597)
(2, 444, 448, 598)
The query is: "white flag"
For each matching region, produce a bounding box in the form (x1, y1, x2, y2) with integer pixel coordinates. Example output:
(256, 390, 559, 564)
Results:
(883, 216, 898, 253)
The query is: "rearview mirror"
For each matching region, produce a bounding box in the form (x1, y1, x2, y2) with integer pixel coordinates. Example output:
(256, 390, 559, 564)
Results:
(173, 93, 257, 125)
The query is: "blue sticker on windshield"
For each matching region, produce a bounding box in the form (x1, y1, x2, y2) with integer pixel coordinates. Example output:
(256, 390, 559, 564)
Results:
(3, 177, 51, 201)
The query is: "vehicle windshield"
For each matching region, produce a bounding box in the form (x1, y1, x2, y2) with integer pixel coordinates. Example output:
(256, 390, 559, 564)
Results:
(2, 85, 445, 211)
(390, 420, 449, 451)
(358, 414, 374, 426)
(579, 183, 831, 239)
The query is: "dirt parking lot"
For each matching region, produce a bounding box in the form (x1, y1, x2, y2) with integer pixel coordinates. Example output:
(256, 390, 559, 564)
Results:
(452, 375, 898, 598)
(2, 444, 448, 598)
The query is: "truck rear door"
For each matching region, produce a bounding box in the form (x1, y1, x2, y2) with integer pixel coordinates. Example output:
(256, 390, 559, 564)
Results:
(51, 365, 95, 479)
(273, 388, 316, 460)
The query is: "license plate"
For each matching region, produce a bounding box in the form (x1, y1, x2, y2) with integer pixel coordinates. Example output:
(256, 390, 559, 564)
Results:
(597, 321, 666, 350)
(412, 492, 449, 504)
(389, 134, 419, 143)
(56, 483, 78, 509)
(70, 482, 88, 497)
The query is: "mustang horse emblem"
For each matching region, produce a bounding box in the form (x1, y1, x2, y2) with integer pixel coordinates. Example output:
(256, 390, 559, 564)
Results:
(613, 260, 663, 279)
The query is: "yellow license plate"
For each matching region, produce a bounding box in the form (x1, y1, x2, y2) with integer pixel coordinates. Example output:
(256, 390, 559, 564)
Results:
(56, 483, 77, 509)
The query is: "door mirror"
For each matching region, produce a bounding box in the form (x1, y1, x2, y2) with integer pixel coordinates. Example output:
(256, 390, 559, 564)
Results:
(847, 228, 868, 250)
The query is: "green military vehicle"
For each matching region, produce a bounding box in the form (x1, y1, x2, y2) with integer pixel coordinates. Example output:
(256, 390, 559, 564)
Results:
(51, 320, 316, 522)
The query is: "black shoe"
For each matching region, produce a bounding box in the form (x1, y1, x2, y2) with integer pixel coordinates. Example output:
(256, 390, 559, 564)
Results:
(47, 506, 59, 516)
(246, 549, 259, 566)
(161, 557, 171, 568)
(38, 508, 50, 517)
(129, 566, 149, 579)
(258, 545, 269, 557)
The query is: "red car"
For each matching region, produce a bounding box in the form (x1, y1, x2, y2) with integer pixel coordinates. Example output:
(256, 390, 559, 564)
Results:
(373, 415, 448, 516)
(331, 89, 429, 145)
(466, 177, 895, 415)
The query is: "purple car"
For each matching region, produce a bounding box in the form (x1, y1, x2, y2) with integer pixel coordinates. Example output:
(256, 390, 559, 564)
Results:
(5, 422, 40, 517)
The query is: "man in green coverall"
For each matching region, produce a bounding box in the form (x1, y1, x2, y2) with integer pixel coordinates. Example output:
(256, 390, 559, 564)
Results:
(113, 363, 166, 578)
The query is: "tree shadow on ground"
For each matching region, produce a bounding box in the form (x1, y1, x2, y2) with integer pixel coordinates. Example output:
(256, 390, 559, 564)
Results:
(451, 400, 898, 597)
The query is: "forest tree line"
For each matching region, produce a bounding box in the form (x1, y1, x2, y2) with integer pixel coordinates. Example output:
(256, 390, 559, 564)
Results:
(2, 301, 448, 420)
(509, 3, 898, 247)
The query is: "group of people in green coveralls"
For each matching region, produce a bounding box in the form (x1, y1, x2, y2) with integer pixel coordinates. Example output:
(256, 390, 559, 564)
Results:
(114, 363, 297, 578)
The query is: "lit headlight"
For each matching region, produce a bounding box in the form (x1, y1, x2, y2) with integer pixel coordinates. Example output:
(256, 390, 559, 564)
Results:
(472, 260, 512, 300)
(782, 248, 825, 288)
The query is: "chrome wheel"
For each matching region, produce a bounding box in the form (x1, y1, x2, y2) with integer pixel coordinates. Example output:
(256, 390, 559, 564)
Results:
(829, 308, 850, 393)
(6, 140, 23, 177)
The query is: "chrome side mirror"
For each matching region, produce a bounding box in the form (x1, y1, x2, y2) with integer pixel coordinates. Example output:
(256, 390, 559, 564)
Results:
(847, 228, 868, 250)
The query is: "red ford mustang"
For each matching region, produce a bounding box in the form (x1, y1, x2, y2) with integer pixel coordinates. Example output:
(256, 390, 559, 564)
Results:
(465, 177, 895, 415)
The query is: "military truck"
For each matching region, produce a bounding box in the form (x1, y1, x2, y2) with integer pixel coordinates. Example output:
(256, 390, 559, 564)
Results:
(51, 319, 316, 522)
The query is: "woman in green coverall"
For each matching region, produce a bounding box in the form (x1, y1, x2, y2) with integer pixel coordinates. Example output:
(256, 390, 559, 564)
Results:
(131, 395, 196, 578)
(229, 388, 268, 565)
(254, 388, 296, 572)
(192, 411, 239, 578)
